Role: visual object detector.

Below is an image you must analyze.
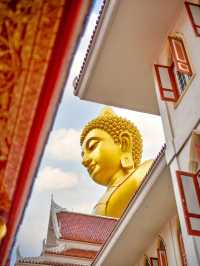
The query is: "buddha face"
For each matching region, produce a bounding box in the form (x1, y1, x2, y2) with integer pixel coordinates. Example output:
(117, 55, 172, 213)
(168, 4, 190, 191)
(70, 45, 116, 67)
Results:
(81, 129, 122, 186)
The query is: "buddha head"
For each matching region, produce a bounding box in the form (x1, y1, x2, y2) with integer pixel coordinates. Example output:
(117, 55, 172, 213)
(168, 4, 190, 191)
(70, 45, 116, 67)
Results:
(80, 108, 142, 186)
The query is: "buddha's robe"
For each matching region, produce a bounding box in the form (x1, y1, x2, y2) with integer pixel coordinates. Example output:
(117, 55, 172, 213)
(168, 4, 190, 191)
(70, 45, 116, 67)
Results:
(93, 160, 153, 218)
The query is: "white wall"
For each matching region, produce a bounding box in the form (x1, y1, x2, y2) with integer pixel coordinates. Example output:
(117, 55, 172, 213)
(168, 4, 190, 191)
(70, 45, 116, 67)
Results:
(154, 3, 200, 265)
(136, 215, 183, 266)
(155, 5, 200, 158)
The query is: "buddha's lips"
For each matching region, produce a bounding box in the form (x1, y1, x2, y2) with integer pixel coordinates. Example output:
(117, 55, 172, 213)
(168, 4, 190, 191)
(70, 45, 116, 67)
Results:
(88, 164, 96, 175)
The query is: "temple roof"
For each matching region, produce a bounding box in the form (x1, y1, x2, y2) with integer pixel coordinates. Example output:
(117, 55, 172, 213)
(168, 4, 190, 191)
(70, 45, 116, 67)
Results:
(45, 249, 97, 260)
(16, 201, 117, 265)
(46, 197, 118, 246)
(17, 256, 83, 266)
(57, 211, 118, 244)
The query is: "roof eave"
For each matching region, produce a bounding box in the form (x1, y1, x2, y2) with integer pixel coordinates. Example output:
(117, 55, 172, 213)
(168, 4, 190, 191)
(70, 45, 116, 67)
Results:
(74, 0, 119, 98)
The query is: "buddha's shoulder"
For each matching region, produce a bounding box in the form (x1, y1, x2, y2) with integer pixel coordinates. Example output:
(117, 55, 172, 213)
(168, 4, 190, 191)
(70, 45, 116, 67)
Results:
(133, 159, 154, 176)
(128, 159, 154, 185)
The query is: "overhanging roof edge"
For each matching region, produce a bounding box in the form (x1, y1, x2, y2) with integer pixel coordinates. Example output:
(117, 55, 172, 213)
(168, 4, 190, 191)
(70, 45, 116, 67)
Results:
(74, 0, 120, 98)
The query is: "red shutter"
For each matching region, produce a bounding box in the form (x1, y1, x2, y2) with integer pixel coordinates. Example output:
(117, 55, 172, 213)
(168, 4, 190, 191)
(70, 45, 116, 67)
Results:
(154, 64, 179, 102)
(176, 170, 200, 236)
(157, 249, 168, 266)
(195, 144, 200, 162)
(168, 36, 192, 76)
(185, 2, 200, 37)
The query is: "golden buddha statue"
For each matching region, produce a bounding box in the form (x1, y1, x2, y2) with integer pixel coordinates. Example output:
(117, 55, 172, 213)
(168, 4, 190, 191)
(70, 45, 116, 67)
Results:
(81, 108, 153, 218)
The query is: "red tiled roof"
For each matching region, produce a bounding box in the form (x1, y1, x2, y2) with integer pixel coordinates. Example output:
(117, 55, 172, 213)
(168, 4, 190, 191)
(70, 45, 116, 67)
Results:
(46, 248, 97, 259)
(57, 212, 118, 244)
(17, 258, 82, 266)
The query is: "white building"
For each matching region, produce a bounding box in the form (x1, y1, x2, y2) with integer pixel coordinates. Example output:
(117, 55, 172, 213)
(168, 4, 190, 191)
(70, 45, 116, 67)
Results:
(74, 1, 200, 265)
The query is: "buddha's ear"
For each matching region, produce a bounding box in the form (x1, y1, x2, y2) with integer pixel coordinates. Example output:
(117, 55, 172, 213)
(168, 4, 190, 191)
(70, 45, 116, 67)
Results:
(119, 131, 132, 152)
(119, 131, 134, 170)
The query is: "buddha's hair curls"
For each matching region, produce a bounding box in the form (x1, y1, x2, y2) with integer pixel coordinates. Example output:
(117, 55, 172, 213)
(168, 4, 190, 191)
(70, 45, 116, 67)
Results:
(80, 108, 142, 167)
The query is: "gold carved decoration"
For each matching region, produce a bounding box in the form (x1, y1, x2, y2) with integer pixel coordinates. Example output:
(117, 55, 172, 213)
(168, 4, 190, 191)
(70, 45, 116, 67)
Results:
(0, 0, 65, 239)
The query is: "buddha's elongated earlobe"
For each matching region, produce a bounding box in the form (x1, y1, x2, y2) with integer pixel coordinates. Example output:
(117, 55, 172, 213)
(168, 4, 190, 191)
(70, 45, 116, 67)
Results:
(119, 131, 134, 170)
(121, 154, 134, 170)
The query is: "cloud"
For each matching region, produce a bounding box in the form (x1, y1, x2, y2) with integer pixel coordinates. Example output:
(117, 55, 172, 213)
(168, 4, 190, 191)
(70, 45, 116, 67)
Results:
(35, 166, 79, 191)
(46, 128, 81, 162)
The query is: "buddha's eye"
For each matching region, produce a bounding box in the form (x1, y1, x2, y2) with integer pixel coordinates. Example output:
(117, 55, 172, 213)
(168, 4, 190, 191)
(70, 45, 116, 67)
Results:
(87, 139, 99, 151)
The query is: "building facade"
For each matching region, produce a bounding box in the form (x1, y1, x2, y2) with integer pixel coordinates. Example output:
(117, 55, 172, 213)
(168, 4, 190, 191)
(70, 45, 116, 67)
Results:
(74, 1, 200, 265)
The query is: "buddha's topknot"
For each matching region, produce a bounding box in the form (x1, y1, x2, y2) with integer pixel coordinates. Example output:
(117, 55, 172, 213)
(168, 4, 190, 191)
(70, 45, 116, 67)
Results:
(80, 107, 143, 167)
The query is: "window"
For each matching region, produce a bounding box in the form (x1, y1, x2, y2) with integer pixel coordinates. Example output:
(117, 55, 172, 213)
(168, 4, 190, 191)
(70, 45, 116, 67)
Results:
(174, 69, 191, 94)
(185, 1, 200, 37)
(144, 255, 159, 265)
(177, 222, 188, 266)
(154, 36, 193, 103)
(157, 237, 168, 266)
(176, 170, 200, 236)
(154, 64, 179, 102)
(150, 257, 159, 266)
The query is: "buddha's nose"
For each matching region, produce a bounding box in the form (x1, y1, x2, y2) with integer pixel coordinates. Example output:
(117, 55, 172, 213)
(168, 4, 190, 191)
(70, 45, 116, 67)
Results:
(82, 155, 92, 168)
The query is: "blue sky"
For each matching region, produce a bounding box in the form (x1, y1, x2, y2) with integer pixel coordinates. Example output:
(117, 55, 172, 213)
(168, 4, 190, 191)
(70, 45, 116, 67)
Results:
(11, 1, 165, 264)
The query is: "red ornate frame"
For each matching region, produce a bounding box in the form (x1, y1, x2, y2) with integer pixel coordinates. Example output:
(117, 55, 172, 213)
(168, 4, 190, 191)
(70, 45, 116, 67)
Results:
(0, 1, 92, 265)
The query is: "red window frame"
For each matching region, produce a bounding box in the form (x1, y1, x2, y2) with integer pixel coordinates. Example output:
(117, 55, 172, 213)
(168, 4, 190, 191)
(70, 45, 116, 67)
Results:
(154, 64, 180, 102)
(168, 36, 192, 76)
(155, 36, 193, 103)
(176, 170, 200, 236)
(185, 1, 200, 37)
(150, 257, 159, 266)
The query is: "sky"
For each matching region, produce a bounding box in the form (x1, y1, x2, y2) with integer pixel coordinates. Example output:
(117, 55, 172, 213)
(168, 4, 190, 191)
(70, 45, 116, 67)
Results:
(11, 1, 165, 264)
